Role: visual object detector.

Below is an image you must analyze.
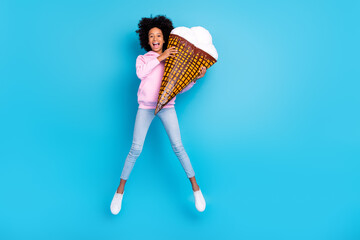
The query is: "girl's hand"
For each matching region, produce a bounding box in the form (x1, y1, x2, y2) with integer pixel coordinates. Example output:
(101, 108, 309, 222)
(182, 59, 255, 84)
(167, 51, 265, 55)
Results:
(193, 66, 206, 82)
(157, 47, 178, 62)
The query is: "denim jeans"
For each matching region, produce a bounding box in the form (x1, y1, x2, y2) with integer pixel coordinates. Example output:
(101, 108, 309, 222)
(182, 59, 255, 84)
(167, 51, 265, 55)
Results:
(120, 107, 195, 180)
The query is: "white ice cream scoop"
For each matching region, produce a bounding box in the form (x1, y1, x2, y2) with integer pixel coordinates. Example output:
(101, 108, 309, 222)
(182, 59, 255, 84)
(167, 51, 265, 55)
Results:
(170, 26, 218, 60)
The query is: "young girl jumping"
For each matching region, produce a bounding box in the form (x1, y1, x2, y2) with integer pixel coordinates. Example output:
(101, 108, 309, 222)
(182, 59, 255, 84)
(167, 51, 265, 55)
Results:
(110, 15, 207, 214)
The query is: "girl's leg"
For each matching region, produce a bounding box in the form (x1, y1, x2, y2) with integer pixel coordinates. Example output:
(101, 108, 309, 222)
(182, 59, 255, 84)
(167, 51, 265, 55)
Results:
(117, 108, 155, 193)
(157, 107, 199, 191)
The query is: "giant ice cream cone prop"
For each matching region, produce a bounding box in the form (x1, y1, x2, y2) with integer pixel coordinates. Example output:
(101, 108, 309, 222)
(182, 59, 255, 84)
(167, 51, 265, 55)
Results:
(155, 26, 218, 114)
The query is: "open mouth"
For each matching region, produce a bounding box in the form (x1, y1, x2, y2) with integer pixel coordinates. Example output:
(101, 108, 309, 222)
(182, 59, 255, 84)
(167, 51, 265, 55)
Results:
(152, 42, 160, 48)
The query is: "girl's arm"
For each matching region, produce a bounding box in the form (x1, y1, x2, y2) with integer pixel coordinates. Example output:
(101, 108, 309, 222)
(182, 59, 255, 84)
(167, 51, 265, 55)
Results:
(136, 48, 178, 79)
(135, 55, 160, 79)
(179, 81, 196, 94)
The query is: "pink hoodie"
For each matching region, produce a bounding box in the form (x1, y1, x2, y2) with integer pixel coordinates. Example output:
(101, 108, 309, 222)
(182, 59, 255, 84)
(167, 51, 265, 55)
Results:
(136, 51, 196, 109)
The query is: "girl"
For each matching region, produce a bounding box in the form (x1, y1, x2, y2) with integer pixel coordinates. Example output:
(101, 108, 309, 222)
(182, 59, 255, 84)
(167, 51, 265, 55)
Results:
(110, 15, 207, 214)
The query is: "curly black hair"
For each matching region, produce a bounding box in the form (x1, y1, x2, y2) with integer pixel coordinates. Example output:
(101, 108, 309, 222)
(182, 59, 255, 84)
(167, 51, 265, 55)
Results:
(135, 15, 174, 52)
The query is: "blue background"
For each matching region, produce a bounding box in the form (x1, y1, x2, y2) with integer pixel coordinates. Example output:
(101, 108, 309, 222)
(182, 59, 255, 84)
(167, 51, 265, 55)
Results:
(1, 0, 359, 239)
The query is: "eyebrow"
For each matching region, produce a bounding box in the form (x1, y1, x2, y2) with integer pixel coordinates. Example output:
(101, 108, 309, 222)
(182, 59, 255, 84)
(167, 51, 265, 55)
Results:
(148, 33, 162, 36)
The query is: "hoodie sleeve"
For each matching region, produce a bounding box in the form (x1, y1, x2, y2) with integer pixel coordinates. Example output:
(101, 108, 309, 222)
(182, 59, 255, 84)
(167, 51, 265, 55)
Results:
(179, 81, 196, 94)
(136, 55, 161, 80)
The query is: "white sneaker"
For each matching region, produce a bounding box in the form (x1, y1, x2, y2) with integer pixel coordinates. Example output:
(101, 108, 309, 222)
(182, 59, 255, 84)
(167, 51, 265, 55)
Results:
(193, 189, 206, 212)
(110, 191, 124, 215)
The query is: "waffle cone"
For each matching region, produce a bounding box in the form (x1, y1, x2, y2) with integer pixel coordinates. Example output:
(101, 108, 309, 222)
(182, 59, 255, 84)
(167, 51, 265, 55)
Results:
(155, 34, 217, 114)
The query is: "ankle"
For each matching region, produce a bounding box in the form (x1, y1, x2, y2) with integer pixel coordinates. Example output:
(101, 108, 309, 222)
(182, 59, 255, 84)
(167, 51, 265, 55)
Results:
(192, 185, 200, 191)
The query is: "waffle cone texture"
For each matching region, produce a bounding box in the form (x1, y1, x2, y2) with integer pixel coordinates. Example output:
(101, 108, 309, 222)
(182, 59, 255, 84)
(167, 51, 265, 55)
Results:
(155, 34, 217, 115)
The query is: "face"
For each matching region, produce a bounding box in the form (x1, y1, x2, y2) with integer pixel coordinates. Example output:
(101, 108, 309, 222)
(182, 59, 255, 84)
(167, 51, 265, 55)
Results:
(148, 27, 165, 54)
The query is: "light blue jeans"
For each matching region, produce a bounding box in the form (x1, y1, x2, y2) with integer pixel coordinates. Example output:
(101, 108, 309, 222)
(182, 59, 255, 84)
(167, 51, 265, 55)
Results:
(120, 107, 195, 180)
